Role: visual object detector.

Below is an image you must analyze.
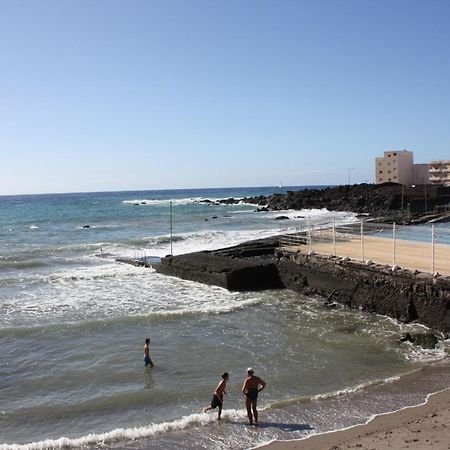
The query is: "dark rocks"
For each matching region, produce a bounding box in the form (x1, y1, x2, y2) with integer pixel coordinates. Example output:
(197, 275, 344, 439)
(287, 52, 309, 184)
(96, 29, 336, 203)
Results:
(274, 216, 289, 220)
(242, 184, 450, 221)
(400, 332, 439, 349)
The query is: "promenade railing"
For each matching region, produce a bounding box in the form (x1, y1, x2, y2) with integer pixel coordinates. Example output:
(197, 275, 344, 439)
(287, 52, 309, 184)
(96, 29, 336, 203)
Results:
(279, 220, 450, 276)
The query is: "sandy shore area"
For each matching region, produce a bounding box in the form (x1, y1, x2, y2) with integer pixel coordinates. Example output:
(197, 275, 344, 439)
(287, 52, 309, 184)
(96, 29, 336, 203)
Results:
(283, 235, 450, 276)
(257, 388, 450, 450)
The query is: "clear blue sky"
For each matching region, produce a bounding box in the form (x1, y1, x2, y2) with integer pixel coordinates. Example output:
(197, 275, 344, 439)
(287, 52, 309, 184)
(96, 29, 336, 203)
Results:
(1, 0, 449, 195)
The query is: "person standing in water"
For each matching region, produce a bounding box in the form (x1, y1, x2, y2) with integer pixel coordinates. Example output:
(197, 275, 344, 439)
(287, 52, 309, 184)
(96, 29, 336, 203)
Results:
(242, 368, 266, 425)
(203, 372, 229, 420)
(144, 338, 154, 367)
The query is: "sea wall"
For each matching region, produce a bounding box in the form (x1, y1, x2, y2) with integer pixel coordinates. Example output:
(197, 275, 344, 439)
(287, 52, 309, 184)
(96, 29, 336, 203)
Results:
(156, 252, 283, 291)
(276, 250, 450, 333)
(155, 239, 450, 333)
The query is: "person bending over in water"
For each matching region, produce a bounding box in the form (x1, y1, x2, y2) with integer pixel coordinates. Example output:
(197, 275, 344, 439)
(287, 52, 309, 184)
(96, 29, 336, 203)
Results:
(242, 368, 266, 425)
(203, 372, 229, 420)
(144, 338, 154, 367)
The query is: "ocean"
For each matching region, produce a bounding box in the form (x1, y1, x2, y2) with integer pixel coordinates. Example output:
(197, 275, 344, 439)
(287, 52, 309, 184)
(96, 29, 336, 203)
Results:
(1, 186, 449, 450)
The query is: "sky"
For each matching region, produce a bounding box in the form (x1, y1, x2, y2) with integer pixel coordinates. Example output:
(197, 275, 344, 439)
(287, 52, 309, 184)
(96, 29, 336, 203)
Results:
(1, 0, 450, 195)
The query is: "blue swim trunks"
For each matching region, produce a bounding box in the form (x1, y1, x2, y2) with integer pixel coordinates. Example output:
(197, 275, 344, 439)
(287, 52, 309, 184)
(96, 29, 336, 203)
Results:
(144, 355, 153, 366)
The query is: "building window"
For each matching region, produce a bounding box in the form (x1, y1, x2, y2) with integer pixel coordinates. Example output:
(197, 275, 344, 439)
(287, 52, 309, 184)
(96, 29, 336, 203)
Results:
(379, 170, 383, 174)
(393, 153, 397, 156)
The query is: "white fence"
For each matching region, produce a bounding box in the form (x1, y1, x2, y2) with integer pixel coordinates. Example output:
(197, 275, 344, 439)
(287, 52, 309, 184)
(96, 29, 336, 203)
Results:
(279, 220, 450, 276)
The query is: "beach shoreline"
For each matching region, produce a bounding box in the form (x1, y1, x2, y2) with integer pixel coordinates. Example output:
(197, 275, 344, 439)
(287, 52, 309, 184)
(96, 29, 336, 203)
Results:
(256, 387, 450, 450)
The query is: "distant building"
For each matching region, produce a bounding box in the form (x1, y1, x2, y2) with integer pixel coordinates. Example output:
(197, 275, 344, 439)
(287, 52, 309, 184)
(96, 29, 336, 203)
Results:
(429, 160, 450, 186)
(375, 150, 435, 185)
(375, 150, 414, 185)
(414, 163, 431, 185)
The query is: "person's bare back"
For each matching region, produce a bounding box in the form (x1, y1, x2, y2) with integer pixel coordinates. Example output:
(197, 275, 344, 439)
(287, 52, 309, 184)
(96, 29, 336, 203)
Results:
(242, 368, 266, 425)
(243, 375, 264, 391)
(215, 378, 227, 397)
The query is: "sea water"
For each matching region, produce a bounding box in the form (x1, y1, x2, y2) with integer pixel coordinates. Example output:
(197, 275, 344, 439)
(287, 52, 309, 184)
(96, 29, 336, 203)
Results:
(0, 187, 449, 450)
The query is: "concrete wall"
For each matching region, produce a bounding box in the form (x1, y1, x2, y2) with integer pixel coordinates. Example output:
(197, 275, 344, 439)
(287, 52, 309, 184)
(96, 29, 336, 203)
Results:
(277, 251, 450, 333)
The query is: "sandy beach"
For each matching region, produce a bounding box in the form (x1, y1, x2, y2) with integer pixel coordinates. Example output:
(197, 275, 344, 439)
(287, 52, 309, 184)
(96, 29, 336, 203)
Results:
(258, 388, 450, 450)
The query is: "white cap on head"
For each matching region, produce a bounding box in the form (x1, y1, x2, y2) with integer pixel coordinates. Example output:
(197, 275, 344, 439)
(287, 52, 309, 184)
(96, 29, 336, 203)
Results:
(247, 367, 254, 373)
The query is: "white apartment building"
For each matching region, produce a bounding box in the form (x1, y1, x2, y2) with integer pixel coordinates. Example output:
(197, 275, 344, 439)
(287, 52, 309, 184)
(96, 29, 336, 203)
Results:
(375, 150, 414, 185)
(429, 160, 450, 186)
(375, 150, 439, 185)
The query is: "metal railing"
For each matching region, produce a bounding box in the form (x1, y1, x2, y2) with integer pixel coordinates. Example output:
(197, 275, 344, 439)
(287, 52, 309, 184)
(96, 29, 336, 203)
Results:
(279, 219, 450, 276)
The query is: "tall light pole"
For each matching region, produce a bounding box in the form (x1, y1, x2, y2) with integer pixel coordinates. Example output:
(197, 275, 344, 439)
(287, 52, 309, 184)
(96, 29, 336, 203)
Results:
(347, 168, 355, 185)
(170, 201, 173, 256)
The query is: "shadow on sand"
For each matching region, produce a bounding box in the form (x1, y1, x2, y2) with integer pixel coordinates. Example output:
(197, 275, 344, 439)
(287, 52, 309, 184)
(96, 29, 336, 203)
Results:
(226, 420, 314, 433)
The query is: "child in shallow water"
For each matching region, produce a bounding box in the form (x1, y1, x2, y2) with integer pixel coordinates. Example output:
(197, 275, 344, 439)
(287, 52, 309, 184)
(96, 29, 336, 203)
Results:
(203, 372, 229, 420)
(144, 338, 154, 367)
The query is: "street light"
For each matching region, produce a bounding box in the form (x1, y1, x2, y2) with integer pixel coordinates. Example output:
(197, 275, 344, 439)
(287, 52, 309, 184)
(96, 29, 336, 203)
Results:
(347, 168, 355, 185)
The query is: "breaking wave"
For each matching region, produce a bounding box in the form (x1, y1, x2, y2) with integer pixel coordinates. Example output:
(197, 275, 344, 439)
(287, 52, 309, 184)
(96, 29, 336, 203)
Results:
(0, 409, 247, 450)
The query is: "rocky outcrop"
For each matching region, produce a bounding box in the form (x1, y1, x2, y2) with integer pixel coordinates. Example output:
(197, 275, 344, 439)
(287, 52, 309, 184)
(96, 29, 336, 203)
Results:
(217, 183, 450, 223)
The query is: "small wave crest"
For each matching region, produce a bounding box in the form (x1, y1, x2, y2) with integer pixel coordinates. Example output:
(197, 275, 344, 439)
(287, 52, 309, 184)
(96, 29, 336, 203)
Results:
(0, 294, 263, 338)
(0, 409, 247, 450)
(0, 259, 49, 270)
(264, 369, 424, 412)
(123, 197, 208, 206)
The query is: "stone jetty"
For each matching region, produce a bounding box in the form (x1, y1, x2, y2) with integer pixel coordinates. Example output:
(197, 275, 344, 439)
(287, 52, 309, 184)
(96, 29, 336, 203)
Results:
(156, 236, 450, 334)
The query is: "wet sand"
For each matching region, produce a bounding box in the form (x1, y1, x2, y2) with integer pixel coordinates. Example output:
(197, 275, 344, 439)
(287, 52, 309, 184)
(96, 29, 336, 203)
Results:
(257, 388, 450, 450)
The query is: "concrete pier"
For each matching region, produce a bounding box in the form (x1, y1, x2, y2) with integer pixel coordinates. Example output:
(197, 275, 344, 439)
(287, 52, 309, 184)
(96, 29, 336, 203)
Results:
(156, 236, 450, 333)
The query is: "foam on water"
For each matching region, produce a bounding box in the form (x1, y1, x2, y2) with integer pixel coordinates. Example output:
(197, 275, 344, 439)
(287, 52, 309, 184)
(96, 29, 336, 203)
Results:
(0, 409, 247, 450)
(123, 197, 213, 206)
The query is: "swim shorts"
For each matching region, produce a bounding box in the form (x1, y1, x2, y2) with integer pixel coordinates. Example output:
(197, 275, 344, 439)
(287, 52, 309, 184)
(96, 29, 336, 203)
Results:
(144, 355, 153, 366)
(246, 388, 258, 401)
(210, 394, 223, 409)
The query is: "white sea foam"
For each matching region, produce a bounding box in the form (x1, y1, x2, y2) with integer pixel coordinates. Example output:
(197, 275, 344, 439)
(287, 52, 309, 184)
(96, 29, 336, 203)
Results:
(0, 409, 248, 450)
(2, 261, 265, 327)
(123, 197, 215, 206)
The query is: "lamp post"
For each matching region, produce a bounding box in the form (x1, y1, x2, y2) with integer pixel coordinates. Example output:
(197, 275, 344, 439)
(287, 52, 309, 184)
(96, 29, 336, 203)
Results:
(347, 168, 355, 185)
(170, 201, 173, 256)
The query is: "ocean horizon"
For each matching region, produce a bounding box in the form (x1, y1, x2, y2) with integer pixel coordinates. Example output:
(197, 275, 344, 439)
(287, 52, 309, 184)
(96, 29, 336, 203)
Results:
(1, 186, 449, 450)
